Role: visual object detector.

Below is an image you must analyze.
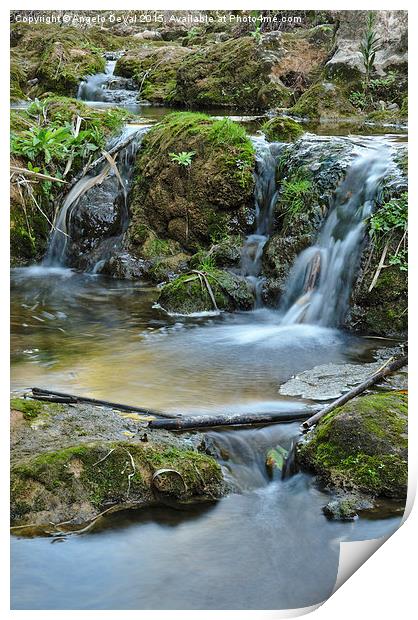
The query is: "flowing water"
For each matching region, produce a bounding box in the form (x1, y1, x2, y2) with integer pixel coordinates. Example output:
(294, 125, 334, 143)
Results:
(77, 58, 138, 106)
(240, 136, 283, 305)
(10, 83, 406, 609)
(44, 125, 148, 272)
(280, 145, 392, 326)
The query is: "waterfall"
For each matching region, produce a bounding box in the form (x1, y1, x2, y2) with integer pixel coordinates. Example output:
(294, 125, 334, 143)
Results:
(240, 136, 284, 305)
(43, 126, 148, 271)
(77, 55, 138, 106)
(279, 145, 391, 327)
(77, 59, 116, 102)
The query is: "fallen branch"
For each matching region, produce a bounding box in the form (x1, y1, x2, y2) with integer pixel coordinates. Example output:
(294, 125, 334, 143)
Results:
(30, 387, 180, 419)
(148, 409, 315, 431)
(10, 166, 68, 184)
(368, 242, 389, 292)
(301, 354, 408, 430)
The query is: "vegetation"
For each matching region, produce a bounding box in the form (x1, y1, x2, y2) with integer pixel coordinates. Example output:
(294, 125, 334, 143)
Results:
(262, 117, 304, 142)
(360, 12, 381, 97)
(10, 96, 130, 263)
(370, 192, 408, 271)
(297, 392, 407, 498)
(169, 151, 195, 167)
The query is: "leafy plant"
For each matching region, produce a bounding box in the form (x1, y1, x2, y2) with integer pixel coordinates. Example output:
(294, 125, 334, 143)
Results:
(360, 12, 381, 96)
(370, 192, 408, 271)
(349, 90, 368, 110)
(169, 151, 195, 167)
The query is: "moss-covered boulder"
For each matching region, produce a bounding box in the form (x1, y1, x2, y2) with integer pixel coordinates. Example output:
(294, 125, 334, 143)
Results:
(10, 398, 225, 531)
(262, 117, 304, 142)
(173, 36, 291, 110)
(297, 392, 408, 502)
(158, 269, 254, 314)
(261, 136, 357, 303)
(289, 81, 357, 121)
(115, 45, 191, 104)
(127, 112, 255, 262)
(10, 23, 109, 99)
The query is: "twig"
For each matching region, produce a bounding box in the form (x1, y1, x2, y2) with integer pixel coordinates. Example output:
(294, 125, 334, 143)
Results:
(10, 166, 68, 184)
(92, 448, 115, 467)
(368, 242, 389, 292)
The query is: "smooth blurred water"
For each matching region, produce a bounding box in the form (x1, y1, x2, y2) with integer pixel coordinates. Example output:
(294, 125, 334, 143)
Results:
(10, 267, 403, 609)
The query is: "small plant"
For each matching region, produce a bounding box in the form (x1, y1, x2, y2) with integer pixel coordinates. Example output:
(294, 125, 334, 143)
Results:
(360, 12, 381, 97)
(369, 192, 408, 271)
(281, 175, 313, 219)
(349, 90, 368, 111)
(169, 151, 195, 167)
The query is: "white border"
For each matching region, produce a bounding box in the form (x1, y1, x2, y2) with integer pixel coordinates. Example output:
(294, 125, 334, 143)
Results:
(2, 1, 416, 618)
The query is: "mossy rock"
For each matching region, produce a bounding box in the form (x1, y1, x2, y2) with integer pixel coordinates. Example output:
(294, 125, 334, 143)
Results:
(115, 46, 191, 104)
(172, 36, 292, 110)
(297, 392, 408, 498)
(127, 112, 255, 258)
(262, 117, 304, 142)
(10, 23, 108, 98)
(11, 441, 223, 528)
(158, 269, 254, 314)
(289, 81, 357, 121)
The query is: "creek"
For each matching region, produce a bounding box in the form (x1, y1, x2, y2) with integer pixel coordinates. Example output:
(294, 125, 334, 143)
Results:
(10, 71, 406, 609)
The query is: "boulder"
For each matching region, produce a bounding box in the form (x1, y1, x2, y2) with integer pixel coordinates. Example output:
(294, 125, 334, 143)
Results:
(297, 391, 408, 515)
(126, 112, 256, 265)
(10, 398, 225, 532)
(327, 10, 408, 79)
(158, 269, 254, 315)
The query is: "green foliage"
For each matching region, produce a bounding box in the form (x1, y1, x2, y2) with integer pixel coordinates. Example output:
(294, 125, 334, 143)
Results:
(370, 192, 408, 271)
(281, 174, 313, 218)
(169, 151, 195, 167)
(360, 12, 381, 93)
(11, 124, 100, 167)
(348, 90, 368, 110)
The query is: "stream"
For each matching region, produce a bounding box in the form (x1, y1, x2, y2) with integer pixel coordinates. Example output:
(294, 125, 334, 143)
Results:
(10, 268, 402, 610)
(10, 66, 406, 609)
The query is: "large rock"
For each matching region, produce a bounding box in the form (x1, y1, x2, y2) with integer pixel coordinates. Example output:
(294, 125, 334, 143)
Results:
(173, 26, 333, 110)
(126, 112, 256, 265)
(297, 391, 408, 517)
(115, 45, 192, 104)
(10, 398, 225, 532)
(262, 136, 357, 301)
(10, 23, 106, 98)
(158, 269, 254, 314)
(327, 10, 408, 79)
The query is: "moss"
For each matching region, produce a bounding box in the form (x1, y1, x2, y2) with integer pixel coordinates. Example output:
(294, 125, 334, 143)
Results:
(158, 269, 254, 314)
(11, 441, 223, 525)
(11, 398, 43, 420)
(10, 398, 64, 420)
(290, 81, 357, 120)
(297, 392, 407, 498)
(366, 109, 406, 124)
(127, 112, 255, 257)
(10, 23, 107, 98)
(262, 117, 304, 142)
(173, 36, 291, 110)
(115, 46, 190, 104)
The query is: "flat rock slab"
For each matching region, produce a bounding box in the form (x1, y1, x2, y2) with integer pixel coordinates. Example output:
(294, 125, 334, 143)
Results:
(279, 361, 383, 400)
